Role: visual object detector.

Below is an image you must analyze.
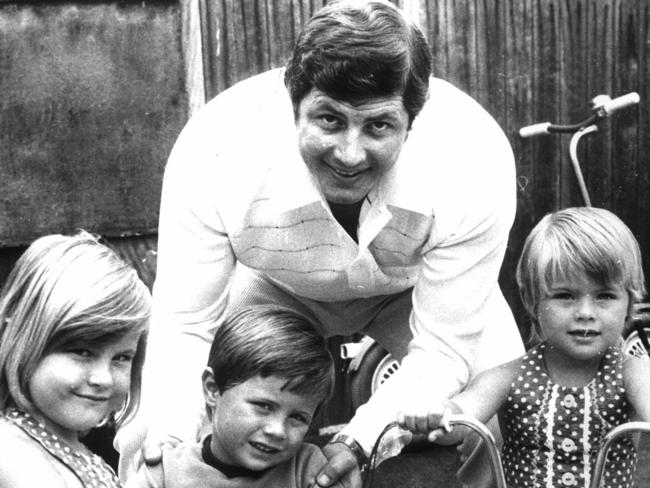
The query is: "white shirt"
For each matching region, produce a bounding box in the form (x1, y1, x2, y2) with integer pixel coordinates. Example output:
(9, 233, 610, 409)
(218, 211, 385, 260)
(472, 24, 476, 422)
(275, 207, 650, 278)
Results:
(127, 68, 524, 457)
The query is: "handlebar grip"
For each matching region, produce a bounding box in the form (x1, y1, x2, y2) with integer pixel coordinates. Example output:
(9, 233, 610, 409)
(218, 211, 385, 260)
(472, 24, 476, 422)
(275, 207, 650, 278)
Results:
(602, 92, 640, 115)
(519, 122, 551, 138)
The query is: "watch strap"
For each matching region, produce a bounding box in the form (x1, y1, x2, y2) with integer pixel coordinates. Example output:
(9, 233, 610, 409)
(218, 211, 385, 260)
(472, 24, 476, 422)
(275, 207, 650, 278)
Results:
(329, 433, 368, 470)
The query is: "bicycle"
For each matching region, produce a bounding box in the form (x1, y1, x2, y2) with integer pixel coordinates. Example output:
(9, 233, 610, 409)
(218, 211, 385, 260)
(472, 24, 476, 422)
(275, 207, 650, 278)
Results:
(364, 415, 650, 488)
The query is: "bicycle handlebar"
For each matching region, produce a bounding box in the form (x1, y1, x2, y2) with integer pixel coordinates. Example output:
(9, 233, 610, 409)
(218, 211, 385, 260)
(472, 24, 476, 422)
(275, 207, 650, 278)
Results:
(600, 92, 640, 115)
(366, 417, 650, 488)
(519, 92, 640, 137)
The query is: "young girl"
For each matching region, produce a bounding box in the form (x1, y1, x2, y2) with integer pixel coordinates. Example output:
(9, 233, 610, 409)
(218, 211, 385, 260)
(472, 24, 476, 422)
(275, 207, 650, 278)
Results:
(0, 231, 150, 488)
(398, 207, 650, 488)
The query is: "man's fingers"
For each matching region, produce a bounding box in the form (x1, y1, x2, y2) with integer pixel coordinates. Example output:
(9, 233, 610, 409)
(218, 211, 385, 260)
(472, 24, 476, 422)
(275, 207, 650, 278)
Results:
(427, 427, 447, 443)
(317, 442, 361, 488)
(142, 435, 181, 465)
(142, 442, 163, 465)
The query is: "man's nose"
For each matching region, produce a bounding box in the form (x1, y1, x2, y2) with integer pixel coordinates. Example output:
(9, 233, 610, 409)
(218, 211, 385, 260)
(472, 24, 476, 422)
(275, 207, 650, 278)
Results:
(334, 130, 366, 167)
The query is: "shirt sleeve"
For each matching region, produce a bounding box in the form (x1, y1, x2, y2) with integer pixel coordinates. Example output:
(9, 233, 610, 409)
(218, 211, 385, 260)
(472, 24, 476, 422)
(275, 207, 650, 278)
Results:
(341, 79, 523, 453)
(123, 464, 162, 488)
(136, 101, 238, 443)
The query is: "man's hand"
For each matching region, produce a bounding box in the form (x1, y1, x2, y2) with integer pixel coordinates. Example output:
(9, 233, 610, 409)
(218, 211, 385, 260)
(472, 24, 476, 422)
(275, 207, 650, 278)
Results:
(141, 435, 182, 466)
(314, 442, 362, 488)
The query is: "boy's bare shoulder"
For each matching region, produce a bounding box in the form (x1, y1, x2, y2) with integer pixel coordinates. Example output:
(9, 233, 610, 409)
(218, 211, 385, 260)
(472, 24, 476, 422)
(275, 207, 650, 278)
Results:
(0, 418, 77, 488)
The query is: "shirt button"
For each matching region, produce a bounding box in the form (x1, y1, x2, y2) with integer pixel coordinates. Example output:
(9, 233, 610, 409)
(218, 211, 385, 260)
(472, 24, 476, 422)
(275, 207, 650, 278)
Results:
(561, 438, 576, 452)
(562, 394, 577, 408)
(561, 472, 577, 486)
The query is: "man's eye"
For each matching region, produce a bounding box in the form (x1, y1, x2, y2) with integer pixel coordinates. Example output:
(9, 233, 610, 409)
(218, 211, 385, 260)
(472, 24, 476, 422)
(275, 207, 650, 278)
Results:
(317, 114, 341, 127)
(369, 121, 390, 132)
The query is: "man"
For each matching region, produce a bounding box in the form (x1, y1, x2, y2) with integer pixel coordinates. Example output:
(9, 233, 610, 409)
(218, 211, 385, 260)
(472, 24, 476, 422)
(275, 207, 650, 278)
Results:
(116, 1, 524, 487)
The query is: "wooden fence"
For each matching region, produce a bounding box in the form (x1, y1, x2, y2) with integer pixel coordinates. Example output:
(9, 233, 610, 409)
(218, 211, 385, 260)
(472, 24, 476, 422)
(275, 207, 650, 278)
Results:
(1, 0, 649, 429)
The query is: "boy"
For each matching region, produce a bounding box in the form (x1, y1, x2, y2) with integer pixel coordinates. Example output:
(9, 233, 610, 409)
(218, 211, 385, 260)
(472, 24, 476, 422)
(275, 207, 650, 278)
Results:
(125, 306, 336, 488)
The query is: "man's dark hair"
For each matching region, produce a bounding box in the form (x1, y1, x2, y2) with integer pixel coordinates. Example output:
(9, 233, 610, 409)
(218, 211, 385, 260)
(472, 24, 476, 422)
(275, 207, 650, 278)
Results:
(284, 0, 432, 127)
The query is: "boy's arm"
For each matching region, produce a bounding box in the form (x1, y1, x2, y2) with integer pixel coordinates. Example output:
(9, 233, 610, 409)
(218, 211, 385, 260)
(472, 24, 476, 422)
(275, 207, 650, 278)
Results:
(623, 355, 650, 421)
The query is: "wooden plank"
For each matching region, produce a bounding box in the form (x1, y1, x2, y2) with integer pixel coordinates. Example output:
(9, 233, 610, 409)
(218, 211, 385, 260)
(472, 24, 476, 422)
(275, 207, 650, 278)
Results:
(202, 0, 326, 98)
(424, 0, 450, 81)
(529, 0, 563, 217)
(502, 0, 538, 342)
(576, 0, 611, 209)
(630, 0, 650, 283)
(108, 234, 159, 291)
(0, 2, 190, 246)
(610, 0, 642, 231)
(558, 0, 591, 208)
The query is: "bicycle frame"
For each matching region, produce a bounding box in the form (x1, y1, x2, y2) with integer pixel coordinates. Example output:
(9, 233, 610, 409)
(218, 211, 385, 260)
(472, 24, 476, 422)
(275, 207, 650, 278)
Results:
(366, 416, 650, 488)
(519, 92, 640, 207)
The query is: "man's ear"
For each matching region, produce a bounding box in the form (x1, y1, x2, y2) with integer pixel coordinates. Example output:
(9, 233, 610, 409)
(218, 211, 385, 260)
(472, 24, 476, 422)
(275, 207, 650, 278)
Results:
(202, 367, 220, 408)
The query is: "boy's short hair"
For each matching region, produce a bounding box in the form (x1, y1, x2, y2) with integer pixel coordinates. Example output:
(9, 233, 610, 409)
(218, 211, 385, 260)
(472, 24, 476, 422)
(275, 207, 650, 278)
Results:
(207, 305, 335, 402)
(284, 0, 432, 127)
(0, 231, 150, 426)
(516, 207, 646, 327)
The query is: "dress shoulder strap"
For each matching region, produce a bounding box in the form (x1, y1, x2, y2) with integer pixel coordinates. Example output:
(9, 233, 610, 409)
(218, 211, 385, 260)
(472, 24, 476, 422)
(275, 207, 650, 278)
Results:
(2, 409, 121, 488)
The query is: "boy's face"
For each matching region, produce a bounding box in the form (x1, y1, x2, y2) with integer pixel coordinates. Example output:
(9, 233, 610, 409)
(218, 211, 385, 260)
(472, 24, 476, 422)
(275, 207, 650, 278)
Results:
(203, 371, 321, 471)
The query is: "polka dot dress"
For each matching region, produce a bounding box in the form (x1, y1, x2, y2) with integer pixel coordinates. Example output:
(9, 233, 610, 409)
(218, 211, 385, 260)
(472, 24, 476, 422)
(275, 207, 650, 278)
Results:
(2, 409, 122, 487)
(501, 343, 636, 488)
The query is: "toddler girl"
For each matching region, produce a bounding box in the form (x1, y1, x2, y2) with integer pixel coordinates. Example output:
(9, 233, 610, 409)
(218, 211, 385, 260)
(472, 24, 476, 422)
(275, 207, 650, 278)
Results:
(0, 231, 150, 487)
(398, 207, 650, 488)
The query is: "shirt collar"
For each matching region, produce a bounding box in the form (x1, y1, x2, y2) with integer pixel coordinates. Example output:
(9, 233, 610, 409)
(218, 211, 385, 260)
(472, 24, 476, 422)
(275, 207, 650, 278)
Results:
(201, 434, 269, 479)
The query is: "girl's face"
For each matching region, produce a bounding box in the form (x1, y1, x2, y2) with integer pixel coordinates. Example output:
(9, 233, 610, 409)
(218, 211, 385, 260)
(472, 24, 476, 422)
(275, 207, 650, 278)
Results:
(537, 274, 629, 363)
(205, 374, 321, 471)
(28, 328, 141, 446)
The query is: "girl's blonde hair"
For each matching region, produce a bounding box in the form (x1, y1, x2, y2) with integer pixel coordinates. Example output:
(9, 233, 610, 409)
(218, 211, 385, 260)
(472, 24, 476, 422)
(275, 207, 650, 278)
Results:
(0, 231, 150, 427)
(516, 207, 646, 340)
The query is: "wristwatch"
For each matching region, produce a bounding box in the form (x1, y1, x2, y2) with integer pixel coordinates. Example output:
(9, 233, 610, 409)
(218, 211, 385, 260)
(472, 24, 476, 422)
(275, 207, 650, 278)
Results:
(328, 433, 368, 470)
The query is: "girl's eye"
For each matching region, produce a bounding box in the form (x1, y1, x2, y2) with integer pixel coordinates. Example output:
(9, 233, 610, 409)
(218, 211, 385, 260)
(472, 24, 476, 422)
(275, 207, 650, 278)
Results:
(70, 349, 93, 358)
(597, 292, 618, 300)
(551, 292, 573, 300)
(114, 354, 134, 363)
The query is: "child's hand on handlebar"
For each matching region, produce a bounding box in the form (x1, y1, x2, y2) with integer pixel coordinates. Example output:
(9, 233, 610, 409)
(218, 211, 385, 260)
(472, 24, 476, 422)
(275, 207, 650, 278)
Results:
(396, 404, 451, 443)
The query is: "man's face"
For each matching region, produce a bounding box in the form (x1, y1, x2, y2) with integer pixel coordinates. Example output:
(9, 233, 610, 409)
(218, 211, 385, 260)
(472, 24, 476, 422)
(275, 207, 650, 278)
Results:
(296, 89, 410, 204)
